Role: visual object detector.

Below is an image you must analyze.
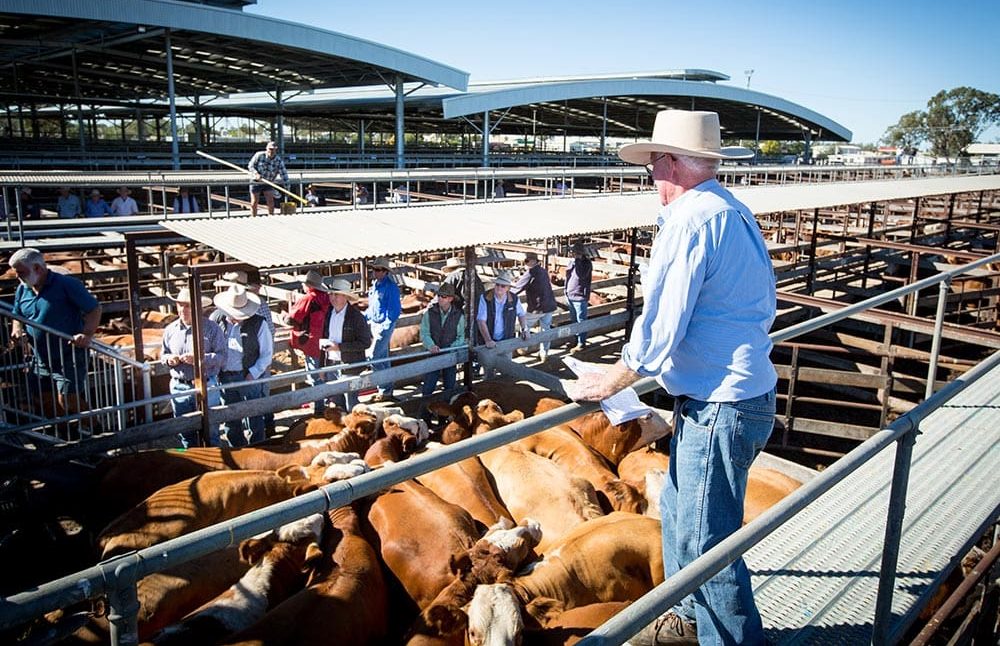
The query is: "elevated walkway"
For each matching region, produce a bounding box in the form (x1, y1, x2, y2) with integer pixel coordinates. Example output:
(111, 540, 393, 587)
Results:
(752, 359, 1000, 644)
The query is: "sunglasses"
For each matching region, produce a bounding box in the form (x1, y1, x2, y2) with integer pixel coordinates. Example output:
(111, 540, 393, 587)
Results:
(645, 153, 671, 178)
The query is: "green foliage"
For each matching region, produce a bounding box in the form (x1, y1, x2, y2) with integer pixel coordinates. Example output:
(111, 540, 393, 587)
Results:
(883, 87, 1000, 157)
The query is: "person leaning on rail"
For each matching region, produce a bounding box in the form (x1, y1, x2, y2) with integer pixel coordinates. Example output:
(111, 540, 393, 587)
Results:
(476, 270, 529, 380)
(9, 247, 102, 429)
(564, 110, 775, 646)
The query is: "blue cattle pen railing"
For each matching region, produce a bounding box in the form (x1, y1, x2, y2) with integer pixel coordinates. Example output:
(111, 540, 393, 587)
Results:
(2, 250, 999, 645)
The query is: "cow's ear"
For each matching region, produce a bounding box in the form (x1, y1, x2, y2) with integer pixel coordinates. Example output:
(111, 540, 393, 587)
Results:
(422, 603, 468, 636)
(302, 542, 324, 570)
(276, 464, 307, 481)
(292, 482, 319, 496)
(323, 407, 344, 423)
(460, 404, 476, 426)
(239, 538, 270, 565)
(524, 596, 564, 629)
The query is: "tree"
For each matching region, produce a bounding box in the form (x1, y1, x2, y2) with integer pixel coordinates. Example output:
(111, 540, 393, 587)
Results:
(882, 87, 1000, 158)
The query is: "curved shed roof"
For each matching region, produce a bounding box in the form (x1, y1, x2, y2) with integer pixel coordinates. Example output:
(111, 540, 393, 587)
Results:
(0, 0, 468, 109)
(442, 78, 851, 141)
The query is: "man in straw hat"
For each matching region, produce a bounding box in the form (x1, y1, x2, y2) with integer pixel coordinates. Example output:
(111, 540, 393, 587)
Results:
(317, 277, 371, 412)
(440, 255, 484, 312)
(110, 186, 139, 216)
(475, 269, 528, 380)
(161, 287, 227, 447)
(565, 111, 775, 646)
(419, 282, 466, 400)
(84, 189, 111, 217)
(365, 257, 401, 402)
(214, 286, 273, 446)
(285, 269, 332, 415)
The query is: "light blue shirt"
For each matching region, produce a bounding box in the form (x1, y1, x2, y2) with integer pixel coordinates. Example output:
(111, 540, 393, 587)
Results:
(621, 179, 776, 402)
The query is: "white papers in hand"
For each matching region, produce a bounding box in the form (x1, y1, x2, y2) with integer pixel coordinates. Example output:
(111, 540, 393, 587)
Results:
(562, 356, 651, 425)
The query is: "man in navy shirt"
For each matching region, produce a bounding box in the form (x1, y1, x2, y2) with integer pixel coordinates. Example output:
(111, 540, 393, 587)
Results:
(9, 247, 102, 420)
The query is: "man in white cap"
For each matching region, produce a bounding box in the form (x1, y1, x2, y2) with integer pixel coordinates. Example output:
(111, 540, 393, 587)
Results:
(161, 287, 227, 447)
(110, 186, 139, 216)
(248, 140, 289, 216)
(318, 277, 371, 412)
(365, 257, 401, 402)
(564, 110, 775, 646)
(476, 270, 529, 380)
(213, 286, 273, 446)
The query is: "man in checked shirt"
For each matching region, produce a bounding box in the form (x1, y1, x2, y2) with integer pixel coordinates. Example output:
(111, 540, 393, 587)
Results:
(247, 141, 289, 216)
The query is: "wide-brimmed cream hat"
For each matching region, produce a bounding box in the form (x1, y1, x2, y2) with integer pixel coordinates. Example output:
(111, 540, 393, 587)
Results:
(323, 277, 357, 300)
(213, 286, 261, 320)
(299, 269, 330, 293)
(618, 110, 754, 164)
(445, 256, 464, 269)
(213, 270, 249, 288)
(492, 270, 515, 287)
(170, 287, 211, 308)
(368, 257, 392, 271)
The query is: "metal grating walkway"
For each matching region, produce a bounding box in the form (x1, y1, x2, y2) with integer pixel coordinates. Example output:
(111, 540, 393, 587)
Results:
(749, 361, 1000, 644)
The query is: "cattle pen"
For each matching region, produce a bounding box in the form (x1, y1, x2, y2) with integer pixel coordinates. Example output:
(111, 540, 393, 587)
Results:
(2, 171, 1000, 644)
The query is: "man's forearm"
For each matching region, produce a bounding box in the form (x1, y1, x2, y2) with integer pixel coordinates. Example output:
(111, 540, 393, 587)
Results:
(82, 305, 102, 336)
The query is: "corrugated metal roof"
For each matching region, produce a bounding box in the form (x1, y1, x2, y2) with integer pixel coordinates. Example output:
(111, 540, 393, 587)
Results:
(160, 175, 1000, 269)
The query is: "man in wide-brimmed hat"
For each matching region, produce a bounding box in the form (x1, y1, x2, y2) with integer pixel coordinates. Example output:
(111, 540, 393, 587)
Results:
(285, 268, 332, 414)
(440, 255, 484, 312)
(475, 270, 528, 380)
(316, 277, 371, 412)
(565, 242, 592, 352)
(248, 140, 288, 216)
(564, 110, 774, 646)
(110, 186, 139, 216)
(214, 286, 272, 446)
(365, 257, 401, 402)
(161, 287, 227, 447)
(419, 282, 466, 400)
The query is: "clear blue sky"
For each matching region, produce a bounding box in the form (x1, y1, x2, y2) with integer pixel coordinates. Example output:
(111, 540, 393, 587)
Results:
(247, 0, 999, 145)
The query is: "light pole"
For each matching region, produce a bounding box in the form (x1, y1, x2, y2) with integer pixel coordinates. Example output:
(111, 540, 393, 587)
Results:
(744, 69, 754, 89)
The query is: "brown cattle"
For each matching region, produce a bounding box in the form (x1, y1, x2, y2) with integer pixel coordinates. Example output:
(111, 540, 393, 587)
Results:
(743, 468, 802, 524)
(469, 382, 566, 418)
(524, 601, 630, 646)
(150, 514, 325, 646)
(460, 513, 663, 645)
(98, 471, 298, 559)
(415, 445, 514, 529)
(565, 408, 672, 466)
(219, 505, 389, 646)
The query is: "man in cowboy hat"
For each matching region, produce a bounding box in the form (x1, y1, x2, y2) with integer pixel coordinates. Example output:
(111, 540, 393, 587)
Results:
(84, 189, 111, 217)
(161, 287, 227, 447)
(110, 186, 139, 216)
(419, 282, 466, 400)
(248, 141, 289, 216)
(215, 268, 276, 433)
(214, 286, 273, 446)
(476, 270, 529, 380)
(285, 269, 332, 415)
(512, 251, 557, 362)
(317, 277, 371, 412)
(565, 242, 593, 351)
(365, 257, 401, 402)
(564, 110, 774, 646)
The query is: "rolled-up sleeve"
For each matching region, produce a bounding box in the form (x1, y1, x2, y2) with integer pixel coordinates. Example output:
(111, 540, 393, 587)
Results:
(621, 221, 707, 377)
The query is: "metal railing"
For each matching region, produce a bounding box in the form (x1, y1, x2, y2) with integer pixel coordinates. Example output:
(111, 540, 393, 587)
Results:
(0, 303, 152, 445)
(2, 252, 999, 644)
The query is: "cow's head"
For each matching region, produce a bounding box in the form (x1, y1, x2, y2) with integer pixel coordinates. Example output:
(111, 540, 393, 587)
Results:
(466, 584, 561, 646)
(474, 399, 524, 434)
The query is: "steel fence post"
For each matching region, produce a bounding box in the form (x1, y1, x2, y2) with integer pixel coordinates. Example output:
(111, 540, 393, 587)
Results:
(925, 278, 950, 400)
(105, 557, 141, 646)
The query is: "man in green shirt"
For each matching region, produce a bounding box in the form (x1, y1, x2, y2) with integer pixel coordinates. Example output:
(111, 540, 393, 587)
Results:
(420, 282, 466, 399)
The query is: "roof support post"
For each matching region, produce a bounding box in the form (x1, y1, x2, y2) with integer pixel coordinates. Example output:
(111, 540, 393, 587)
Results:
(753, 107, 761, 165)
(359, 119, 366, 156)
(71, 49, 86, 153)
(802, 129, 813, 164)
(395, 75, 405, 169)
(481, 110, 490, 168)
(164, 29, 180, 170)
(275, 87, 284, 155)
(600, 96, 608, 157)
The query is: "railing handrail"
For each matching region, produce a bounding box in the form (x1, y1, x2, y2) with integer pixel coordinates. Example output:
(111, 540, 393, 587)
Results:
(0, 300, 148, 370)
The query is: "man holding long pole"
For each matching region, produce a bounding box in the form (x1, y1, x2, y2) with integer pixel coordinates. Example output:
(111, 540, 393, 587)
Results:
(247, 141, 289, 216)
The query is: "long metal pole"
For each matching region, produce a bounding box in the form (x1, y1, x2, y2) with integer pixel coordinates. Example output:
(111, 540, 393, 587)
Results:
(395, 75, 405, 170)
(195, 150, 306, 204)
(924, 279, 951, 400)
(482, 110, 490, 168)
(164, 30, 180, 171)
(871, 424, 918, 645)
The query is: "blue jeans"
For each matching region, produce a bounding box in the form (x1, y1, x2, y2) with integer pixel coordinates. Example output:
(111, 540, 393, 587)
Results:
(170, 376, 223, 447)
(305, 354, 327, 415)
(369, 322, 396, 396)
(567, 299, 588, 345)
(307, 354, 359, 413)
(660, 389, 775, 646)
(219, 372, 266, 446)
(422, 364, 457, 399)
(525, 310, 554, 357)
